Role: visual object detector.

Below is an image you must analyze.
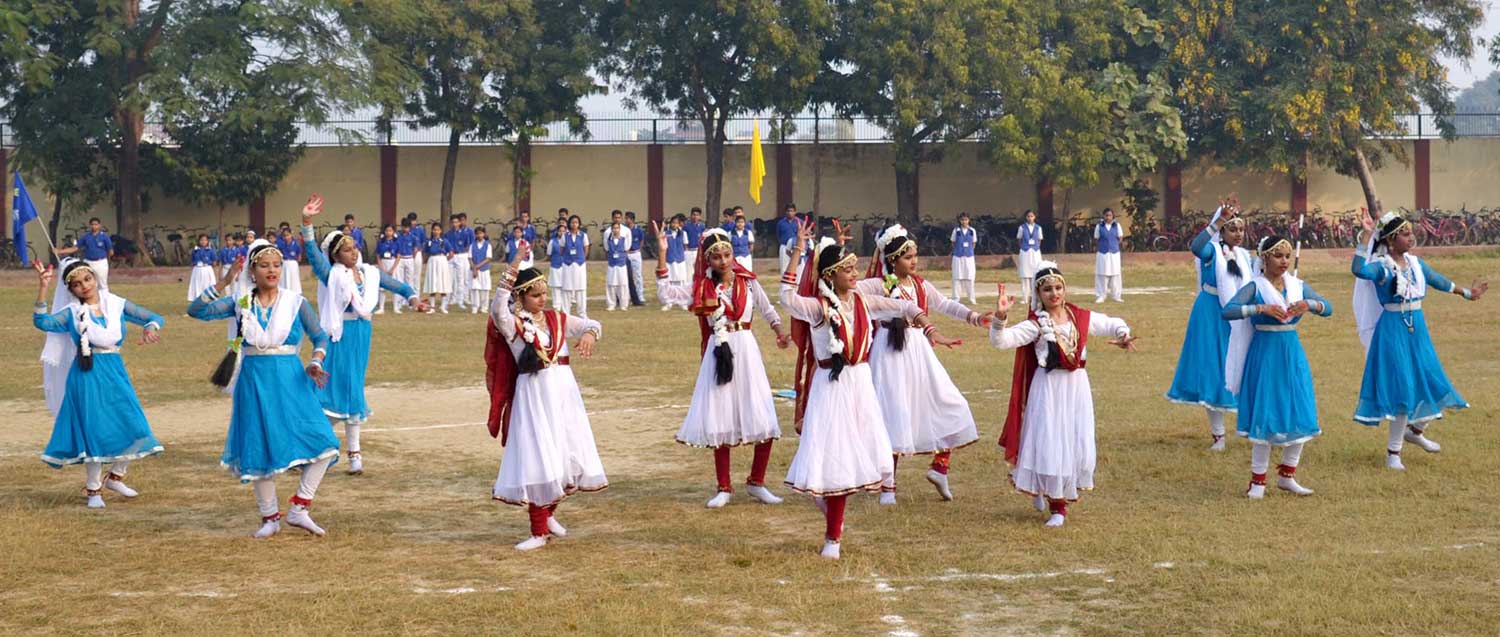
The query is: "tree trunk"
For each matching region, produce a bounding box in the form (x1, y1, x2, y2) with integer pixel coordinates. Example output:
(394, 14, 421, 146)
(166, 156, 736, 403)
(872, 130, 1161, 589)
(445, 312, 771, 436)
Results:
(811, 107, 823, 216)
(893, 139, 921, 227)
(440, 128, 461, 224)
(1353, 147, 1384, 219)
(704, 116, 726, 227)
(511, 134, 531, 216)
(1035, 177, 1056, 252)
(117, 109, 149, 266)
(47, 194, 64, 266)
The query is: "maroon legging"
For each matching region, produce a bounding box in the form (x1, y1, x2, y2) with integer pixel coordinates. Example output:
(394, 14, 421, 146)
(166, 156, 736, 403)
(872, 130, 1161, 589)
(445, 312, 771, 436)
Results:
(714, 441, 775, 492)
(527, 503, 557, 536)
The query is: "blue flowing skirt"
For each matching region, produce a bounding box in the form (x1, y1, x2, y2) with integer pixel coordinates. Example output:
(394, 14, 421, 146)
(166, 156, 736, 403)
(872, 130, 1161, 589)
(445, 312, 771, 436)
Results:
(1165, 290, 1237, 411)
(1353, 309, 1467, 425)
(1236, 330, 1320, 446)
(223, 354, 340, 482)
(41, 354, 163, 467)
(316, 318, 372, 424)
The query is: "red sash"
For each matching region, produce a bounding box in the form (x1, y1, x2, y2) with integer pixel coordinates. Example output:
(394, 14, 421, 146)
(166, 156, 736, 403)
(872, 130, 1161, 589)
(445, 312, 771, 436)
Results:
(485, 309, 567, 444)
(1000, 304, 1090, 465)
(692, 267, 755, 355)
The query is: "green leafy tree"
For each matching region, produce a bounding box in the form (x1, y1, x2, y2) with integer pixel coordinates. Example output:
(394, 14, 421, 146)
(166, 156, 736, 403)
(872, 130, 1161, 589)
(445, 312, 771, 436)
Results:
(597, 0, 830, 225)
(343, 0, 597, 223)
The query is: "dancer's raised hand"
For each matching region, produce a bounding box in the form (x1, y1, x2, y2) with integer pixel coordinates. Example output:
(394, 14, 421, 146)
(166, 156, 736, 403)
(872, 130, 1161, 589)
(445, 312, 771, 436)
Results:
(995, 283, 1015, 318)
(1107, 334, 1139, 352)
(301, 194, 324, 224)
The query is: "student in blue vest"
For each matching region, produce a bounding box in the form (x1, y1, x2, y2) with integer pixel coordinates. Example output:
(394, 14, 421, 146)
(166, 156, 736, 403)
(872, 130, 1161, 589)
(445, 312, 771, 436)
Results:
(188, 234, 218, 301)
(1015, 209, 1044, 304)
(625, 211, 646, 306)
(217, 232, 237, 279)
(276, 222, 305, 296)
(505, 224, 533, 269)
(547, 212, 569, 310)
(374, 224, 399, 314)
(729, 213, 755, 272)
(561, 214, 591, 316)
(406, 212, 427, 282)
(1093, 208, 1124, 303)
(662, 214, 691, 310)
(776, 203, 804, 275)
(422, 222, 453, 313)
(342, 213, 367, 254)
(517, 209, 537, 244)
(393, 220, 421, 313)
(56, 217, 115, 292)
(470, 226, 495, 313)
(447, 213, 475, 311)
(950, 213, 979, 304)
(604, 217, 632, 311)
(684, 206, 706, 266)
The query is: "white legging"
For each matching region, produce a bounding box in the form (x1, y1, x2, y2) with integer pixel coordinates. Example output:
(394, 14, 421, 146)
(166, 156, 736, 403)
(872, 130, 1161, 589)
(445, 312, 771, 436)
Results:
(471, 288, 491, 311)
(606, 284, 630, 310)
(1208, 410, 1226, 437)
(84, 460, 131, 491)
(1387, 414, 1427, 452)
(1018, 277, 1034, 302)
(1095, 274, 1123, 301)
(565, 290, 587, 317)
(252, 456, 334, 517)
(952, 278, 976, 303)
(1250, 442, 1305, 475)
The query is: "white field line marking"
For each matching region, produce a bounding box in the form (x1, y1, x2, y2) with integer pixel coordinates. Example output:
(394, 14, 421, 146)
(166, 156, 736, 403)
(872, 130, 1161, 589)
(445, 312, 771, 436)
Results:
(360, 404, 688, 433)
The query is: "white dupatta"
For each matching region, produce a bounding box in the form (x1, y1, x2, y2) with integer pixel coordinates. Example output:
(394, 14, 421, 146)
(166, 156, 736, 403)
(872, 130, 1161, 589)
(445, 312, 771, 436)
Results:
(1352, 240, 1426, 355)
(224, 289, 301, 394)
(1224, 273, 1303, 394)
(318, 261, 381, 342)
(40, 276, 126, 415)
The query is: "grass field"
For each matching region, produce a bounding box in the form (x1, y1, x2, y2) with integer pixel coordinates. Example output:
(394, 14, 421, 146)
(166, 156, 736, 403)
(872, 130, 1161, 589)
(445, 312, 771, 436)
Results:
(1, 250, 1497, 636)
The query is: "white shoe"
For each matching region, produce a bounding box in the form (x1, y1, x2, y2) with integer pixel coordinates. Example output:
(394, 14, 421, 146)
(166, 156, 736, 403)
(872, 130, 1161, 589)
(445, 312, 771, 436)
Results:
(820, 540, 841, 560)
(515, 535, 549, 551)
(879, 491, 897, 506)
(1277, 476, 1314, 496)
(374, 308, 385, 315)
(1386, 453, 1406, 471)
(705, 491, 733, 509)
(546, 516, 568, 538)
(659, 305, 671, 311)
(926, 470, 953, 501)
(1404, 431, 1442, 453)
(1044, 514, 1066, 528)
(1095, 296, 1105, 304)
(1246, 483, 1266, 499)
(746, 485, 783, 505)
(286, 505, 327, 536)
(104, 478, 139, 498)
(1209, 435, 1226, 452)
(394, 308, 403, 314)
(346, 452, 363, 475)
(440, 307, 449, 314)
(86, 494, 106, 509)
(253, 518, 282, 539)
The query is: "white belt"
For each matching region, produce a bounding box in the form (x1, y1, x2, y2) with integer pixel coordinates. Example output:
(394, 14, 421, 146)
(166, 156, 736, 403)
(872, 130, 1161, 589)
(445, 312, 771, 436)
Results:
(242, 345, 299, 356)
(1254, 324, 1296, 332)
(1202, 284, 1218, 295)
(341, 312, 372, 320)
(91, 346, 121, 354)
(1383, 302, 1421, 312)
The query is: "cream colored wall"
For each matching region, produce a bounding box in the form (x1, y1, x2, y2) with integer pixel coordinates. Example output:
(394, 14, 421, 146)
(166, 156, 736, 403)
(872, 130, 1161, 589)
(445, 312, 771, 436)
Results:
(1306, 151, 1414, 213)
(789, 143, 901, 217)
(530, 145, 645, 228)
(396, 146, 515, 225)
(661, 144, 785, 220)
(1429, 138, 1500, 210)
(1181, 160, 1289, 212)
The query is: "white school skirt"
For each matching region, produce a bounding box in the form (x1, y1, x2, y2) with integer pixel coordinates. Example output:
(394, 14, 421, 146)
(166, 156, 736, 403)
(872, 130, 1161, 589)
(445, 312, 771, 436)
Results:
(473, 269, 492, 291)
(424, 256, 453, 294)
(606, 263, 629, 287)
(734, 255, 753, 273)
(675, 330, 781, 448)
(563, 263, 587, 291)
(188, 264, 217, 300)
(951, 255, 976, 280)
(784, 364, 894, 496)
(1017, 249, 1042, 279)
(1095, 252, 1121, 277)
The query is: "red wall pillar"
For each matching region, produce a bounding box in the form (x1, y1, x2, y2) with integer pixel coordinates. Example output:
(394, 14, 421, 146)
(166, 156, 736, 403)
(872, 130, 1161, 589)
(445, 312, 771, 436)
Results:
(1291, 169, 1308, 214)
(775, 144, 794, 213)
(1, 147, 8, 240)
(647, 144, 664, 226)
(1164, 164, 1183, 224)
(1414, 139, 1431, 211)
(250, 196, 266, 232)
(380, 145, 398, 227)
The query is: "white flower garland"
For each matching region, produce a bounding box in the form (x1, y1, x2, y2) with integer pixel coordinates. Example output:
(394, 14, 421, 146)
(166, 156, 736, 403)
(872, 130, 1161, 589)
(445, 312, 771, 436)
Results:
(1034, 311, 1056, 366)
(710, 284, 731, 345)
(1375, 251, 1415, 301)
(818, 278, 846, 356)
(516, 308, 546, 350)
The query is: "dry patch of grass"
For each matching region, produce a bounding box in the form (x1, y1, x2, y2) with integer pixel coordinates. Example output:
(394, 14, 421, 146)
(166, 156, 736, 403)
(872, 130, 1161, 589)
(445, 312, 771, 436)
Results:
(1, 254, 1497, 635)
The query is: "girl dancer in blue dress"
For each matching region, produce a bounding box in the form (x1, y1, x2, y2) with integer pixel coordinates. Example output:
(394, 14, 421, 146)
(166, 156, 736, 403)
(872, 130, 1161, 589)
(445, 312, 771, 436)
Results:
(1222, 236, 1333, 499)
(34, 259, 165, 508)
(1351, 211, 1487, 470)
(299, 195, 426, 475)
(189, 239, 341, 538)
(1166, 204, 1251, 451)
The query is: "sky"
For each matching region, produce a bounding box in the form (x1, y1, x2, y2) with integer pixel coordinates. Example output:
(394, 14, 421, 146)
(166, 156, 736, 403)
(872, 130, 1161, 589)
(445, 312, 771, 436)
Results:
(1440, 4, 1500, 91)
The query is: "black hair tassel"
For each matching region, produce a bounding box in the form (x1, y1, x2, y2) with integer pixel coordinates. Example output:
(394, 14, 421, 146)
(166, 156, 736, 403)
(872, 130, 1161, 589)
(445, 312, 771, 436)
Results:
(827, 352, 847, 381)
(713, 341, 735, 385)
(885, 317, 908, 351)
(210, 319, 243, 387)
(517, 343, 545, 374)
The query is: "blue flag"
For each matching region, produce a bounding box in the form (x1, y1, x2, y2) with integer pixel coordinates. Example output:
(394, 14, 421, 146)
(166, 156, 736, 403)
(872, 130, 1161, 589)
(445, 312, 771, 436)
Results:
(12, 172, 39, 264)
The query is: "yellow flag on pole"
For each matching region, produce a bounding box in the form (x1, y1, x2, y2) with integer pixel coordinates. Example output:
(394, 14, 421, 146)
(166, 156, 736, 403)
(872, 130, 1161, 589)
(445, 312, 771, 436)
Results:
(748, 119, 765, 205)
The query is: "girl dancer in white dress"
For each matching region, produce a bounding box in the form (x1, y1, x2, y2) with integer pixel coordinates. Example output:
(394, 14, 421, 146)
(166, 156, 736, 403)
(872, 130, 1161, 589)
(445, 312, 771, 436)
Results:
(485, 248, 607, 551)
(989, 262, 1136, 527)
(780, 218, 937, 559)
(859, 224, 981, 504)
(653, 224, 793, 508)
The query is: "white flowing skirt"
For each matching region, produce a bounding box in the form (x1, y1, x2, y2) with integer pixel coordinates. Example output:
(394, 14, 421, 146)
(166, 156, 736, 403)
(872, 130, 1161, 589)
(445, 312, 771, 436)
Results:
(281, 261, 303, 295)
(676, 330, 781, 448)
(563, 263, 587, 291)
(424, 256, 453, 294)
(1095, 252, 1121, 277)
(493, 365, 609, 506)
(606, 264, 629, 286)
(1012, 367, 1096, 501)
(952, 255, 977, 280)
(784, 364, 894, 496)
(1017, 249, 1042, 278)
(473, 269, 492, 291)
(869, 328, 979, 455)
(548, 264, 563, 288)
(188, 264, 217, 300)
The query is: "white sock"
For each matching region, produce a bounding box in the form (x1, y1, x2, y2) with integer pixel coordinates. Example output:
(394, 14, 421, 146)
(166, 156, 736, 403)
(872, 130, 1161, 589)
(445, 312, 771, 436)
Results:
(84, 462, 104, 491)
(297, 457, 334, 501)
(253, 479, 279, 517)
(345, 423, 361, 454)
(1250, 442, 1271, 475)
(1388, 415, 1408, 453)
(1208, 410, 1226, 437)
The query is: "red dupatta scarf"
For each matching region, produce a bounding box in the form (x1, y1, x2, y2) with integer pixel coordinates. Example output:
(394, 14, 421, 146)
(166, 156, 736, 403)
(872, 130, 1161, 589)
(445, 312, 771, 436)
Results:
(691, 244, 757, 356)
(485, 308, 568, 444)
(1000, 303, 1090, 465)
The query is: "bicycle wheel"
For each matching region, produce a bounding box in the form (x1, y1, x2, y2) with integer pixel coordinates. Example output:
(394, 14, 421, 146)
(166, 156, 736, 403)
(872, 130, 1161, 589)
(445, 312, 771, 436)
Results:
(1150, 235, 1170, 252)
